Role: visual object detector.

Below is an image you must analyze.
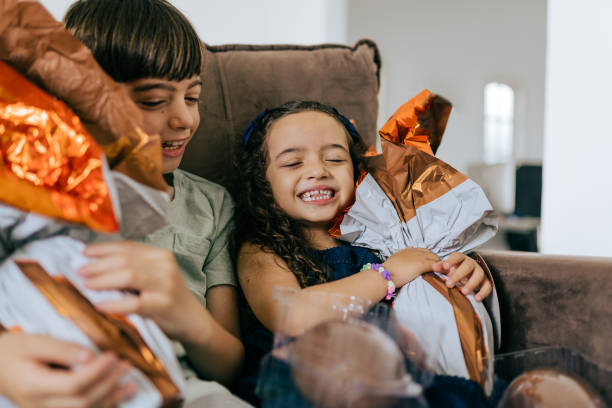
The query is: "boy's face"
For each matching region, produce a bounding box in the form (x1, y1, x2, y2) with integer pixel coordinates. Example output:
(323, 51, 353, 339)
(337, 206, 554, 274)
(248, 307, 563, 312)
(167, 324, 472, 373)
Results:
(265, 111, 355, 229)
(122, 76, 202, 174)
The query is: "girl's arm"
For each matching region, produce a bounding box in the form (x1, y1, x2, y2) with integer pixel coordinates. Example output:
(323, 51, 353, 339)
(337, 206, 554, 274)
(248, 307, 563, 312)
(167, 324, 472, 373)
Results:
(79, 241, 244, 386)
(238, 243, 440, 333)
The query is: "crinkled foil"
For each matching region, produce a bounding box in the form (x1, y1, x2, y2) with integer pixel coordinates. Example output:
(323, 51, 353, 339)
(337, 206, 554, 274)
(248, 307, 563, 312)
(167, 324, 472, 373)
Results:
(16, 260, 182, 408)
(379, 89, 452, 155)
(329, 90, 455, 236)
(0, 0, 166, 192)
(371, 139, 467, 223)
(0, 61, 118, 232)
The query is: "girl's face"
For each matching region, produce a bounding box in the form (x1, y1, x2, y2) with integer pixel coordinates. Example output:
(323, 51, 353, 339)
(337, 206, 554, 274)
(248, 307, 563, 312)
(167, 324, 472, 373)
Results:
(122, 76, 202, 174)
(265, 111, 355, 228)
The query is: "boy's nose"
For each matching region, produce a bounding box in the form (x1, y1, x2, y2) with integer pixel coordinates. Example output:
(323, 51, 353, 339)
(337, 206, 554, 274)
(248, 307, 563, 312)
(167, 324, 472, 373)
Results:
(169, 102, 196, 129)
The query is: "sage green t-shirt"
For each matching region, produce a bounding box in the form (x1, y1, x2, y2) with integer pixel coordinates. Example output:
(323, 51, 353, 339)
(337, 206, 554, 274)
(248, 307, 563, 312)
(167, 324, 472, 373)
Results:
(141, 168, 237, 304)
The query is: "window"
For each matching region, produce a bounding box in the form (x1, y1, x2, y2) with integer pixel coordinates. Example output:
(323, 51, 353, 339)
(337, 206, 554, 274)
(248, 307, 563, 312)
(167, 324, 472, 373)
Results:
(483, 82, 514, 164)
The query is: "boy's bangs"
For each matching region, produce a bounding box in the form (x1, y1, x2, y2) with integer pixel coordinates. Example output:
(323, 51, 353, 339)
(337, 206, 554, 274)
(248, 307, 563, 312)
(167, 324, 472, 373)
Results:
(65, 0, 202, 83)
(117, 3, 202, 82)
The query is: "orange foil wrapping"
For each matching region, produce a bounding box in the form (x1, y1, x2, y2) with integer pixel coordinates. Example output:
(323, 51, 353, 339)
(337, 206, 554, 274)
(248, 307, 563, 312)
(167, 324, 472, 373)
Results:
(0, 61, 118, 232)
(16, 260, 182, 408)
(0, 0, 165, 192)
(379, 89, 452, 155)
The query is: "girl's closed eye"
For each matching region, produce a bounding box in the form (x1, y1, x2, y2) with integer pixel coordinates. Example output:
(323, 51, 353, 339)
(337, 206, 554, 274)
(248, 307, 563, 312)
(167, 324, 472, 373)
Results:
(281, 161, 302, 168)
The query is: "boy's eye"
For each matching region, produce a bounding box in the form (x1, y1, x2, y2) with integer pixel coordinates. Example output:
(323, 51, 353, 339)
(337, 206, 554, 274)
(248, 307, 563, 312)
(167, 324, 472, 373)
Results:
(138, 100, 164, 108)
(326, 158, 346, 163)
(185, 97, 199, 105)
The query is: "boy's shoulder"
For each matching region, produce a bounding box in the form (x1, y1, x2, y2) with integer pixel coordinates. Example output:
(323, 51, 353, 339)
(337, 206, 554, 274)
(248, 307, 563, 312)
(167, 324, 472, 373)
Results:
(173, 168, 231, 200)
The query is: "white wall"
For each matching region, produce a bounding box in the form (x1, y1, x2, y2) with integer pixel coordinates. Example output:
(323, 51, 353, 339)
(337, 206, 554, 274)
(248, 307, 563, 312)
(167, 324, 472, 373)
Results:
(346, 0, 547, 176)
(540, 0, 612, 257)
(41, 0, 347, 45)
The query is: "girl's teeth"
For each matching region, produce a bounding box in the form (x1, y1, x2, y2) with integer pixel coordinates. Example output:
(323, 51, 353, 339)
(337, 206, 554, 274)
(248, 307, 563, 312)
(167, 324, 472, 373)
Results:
(301, 189, 333, 201)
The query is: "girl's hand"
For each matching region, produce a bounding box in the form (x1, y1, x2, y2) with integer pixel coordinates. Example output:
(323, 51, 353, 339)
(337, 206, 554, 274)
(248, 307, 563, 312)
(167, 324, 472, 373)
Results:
(383, 247, 441, 287)
(79, 241, 203, 341)
(0, 332, 135, 408)
(432, 252, 492, 301)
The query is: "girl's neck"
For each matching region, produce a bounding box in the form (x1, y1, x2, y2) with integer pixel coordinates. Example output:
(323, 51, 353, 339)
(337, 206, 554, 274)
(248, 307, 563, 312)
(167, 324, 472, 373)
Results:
(305, 225, 341, 250)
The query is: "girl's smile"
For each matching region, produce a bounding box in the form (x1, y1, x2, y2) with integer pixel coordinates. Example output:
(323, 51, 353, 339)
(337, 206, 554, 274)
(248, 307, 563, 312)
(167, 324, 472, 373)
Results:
(297, 185, 337, 204)
(265, 111, 355, 228)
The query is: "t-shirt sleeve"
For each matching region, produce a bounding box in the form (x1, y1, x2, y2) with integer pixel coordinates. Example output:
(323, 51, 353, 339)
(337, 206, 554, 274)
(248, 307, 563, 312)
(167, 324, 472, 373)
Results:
(202, 189, 237, 290)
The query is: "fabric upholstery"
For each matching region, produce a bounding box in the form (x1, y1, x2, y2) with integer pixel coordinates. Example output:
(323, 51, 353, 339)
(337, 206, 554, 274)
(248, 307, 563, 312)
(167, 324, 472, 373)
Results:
(479, 250, 612, 366)
(180, 40, 381, 188)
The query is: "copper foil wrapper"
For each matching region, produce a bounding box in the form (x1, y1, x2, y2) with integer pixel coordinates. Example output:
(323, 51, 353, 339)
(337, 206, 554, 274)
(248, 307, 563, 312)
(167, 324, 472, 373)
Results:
(379, 89, 452, 155)
(370, 139, 467, 223)
(329, 90, 457, 236)
(1, 61, 118, 232)
(16, 260, 182, 408)
(0, 0, 165, 191)
(421, 273, 488, 386)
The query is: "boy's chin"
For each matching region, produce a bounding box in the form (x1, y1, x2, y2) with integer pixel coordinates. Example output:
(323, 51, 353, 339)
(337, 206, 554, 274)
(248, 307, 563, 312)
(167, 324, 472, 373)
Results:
(161, 156, 183, 174)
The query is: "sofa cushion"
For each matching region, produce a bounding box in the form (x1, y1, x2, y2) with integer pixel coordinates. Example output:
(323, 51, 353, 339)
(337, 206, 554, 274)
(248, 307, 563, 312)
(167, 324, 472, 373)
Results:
(180, 40, 381, 188)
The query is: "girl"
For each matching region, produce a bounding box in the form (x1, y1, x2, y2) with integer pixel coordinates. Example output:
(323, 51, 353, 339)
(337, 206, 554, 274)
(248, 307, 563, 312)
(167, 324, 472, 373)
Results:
(233, 100, 493, 404)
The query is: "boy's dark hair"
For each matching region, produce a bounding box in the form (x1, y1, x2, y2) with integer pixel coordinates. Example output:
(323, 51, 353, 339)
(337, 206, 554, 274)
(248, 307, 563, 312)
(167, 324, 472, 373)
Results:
(64, 0, 202, 82)
(234, 100, 368, 287)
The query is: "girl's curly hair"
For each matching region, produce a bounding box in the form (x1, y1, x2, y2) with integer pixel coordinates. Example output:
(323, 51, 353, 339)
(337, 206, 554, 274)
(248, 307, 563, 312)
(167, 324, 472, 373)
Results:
(233, 100, 368, 287)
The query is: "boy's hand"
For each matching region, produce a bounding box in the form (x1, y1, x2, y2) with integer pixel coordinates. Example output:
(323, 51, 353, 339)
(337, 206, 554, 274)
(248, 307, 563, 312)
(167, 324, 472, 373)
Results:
(383, 247, 441, 287)
(432, 252, 492, 301)
(0, 332, 135, 408)
(79, 241, 203, 341)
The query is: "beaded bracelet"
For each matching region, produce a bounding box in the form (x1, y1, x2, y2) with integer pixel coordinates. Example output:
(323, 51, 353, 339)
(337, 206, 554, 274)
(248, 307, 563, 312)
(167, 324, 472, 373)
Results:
(361, 262, 396, 300)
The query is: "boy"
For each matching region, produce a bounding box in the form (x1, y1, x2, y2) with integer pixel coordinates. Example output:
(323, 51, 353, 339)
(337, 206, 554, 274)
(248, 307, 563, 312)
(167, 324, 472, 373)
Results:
(0, 1, 249, 406)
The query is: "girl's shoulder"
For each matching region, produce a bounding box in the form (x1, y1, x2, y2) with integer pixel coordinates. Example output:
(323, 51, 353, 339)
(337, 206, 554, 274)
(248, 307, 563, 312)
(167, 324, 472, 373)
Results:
(237, 242, 290, 274)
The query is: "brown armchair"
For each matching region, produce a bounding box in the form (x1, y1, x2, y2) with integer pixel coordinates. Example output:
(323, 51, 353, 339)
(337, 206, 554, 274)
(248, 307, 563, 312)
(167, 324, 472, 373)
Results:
(182, 39, 612, 404)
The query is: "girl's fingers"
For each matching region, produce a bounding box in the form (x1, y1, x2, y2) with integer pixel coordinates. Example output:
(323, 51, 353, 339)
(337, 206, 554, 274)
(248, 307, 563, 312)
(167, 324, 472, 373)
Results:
(461, 268, 485, 296)
(445, 252, 464, 267)
(475, 280, 492, 301)
(445, 260, 472, 287)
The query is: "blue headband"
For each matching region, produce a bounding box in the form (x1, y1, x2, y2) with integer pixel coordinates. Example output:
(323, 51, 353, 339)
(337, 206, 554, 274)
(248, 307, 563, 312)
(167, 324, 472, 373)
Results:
(241, 107, 360, 147)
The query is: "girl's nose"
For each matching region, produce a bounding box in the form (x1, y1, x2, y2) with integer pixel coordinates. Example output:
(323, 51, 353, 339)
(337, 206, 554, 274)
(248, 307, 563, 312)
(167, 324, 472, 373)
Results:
(305, 158, 329, 179)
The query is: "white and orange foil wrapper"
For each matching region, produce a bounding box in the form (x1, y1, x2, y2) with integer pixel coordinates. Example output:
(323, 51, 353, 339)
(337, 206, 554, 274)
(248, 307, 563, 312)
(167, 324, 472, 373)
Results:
(0, 237, 185, 407)
(335, 90, 499, 394)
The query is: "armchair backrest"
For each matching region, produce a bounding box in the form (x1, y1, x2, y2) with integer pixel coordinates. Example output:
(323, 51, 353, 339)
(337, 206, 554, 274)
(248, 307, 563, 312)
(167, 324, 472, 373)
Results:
(181, 39, 381, 189)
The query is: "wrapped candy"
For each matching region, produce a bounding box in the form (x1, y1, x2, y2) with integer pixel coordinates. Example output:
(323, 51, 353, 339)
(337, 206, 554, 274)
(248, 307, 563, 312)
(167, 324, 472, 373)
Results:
(0, 0, 166, 193)
(0, 5, 181, 406)
(335, 90, 500, 395)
